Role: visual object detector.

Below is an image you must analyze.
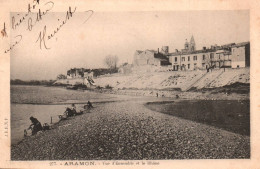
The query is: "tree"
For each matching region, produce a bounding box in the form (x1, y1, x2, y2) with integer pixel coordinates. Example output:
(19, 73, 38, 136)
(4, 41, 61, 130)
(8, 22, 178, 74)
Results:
(57, 74, 67, 80)
(104, 55, 119, 69)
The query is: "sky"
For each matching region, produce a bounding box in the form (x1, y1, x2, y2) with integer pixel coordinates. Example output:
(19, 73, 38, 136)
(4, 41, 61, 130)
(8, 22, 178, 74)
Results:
(10, 10, 249, 80)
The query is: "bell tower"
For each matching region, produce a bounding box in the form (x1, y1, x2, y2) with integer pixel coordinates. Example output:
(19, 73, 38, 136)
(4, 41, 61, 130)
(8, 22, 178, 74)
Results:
(184, 39, 189, 50)
(189, 35, 196, 51)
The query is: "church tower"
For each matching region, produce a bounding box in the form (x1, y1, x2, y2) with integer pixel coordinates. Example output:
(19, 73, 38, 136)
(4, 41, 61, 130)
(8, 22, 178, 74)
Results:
(189, 35, 196, 52)
(184, 39, 189, 50)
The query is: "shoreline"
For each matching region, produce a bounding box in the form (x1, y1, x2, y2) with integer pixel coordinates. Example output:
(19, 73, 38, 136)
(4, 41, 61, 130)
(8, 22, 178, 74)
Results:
(93, 88, 249, 101)
(11, 100, 118, 105)
(11, 100, 250, 160)
(11, 85, 250, 160)
(13, 99, 249, 146)
(11, 84, 249, 105)
(145, 100, 250, 136)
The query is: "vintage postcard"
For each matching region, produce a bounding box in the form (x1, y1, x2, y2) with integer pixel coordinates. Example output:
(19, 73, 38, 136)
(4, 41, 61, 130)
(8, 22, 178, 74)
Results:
(0, 0, 260, 168)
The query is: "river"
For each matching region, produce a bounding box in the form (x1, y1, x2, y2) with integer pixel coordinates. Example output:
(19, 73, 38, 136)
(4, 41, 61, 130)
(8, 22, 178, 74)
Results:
(11, 85, 122, 145)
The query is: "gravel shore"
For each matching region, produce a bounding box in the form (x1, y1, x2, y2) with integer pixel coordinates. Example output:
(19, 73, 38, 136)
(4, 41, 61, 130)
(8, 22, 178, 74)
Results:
(11, 100, 250, 160)
(98, 88, 249, 100)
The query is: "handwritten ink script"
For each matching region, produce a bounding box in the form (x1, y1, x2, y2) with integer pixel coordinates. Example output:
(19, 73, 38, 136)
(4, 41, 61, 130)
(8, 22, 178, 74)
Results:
(36, 7, 94, 49)
(11, 0, 42, 31)
(4, 35, 23, 53)
(26, 1, 54, 32)
(36, 6, 78, 50)
(2, 0, 94, 53)
(1, 23, 8, 38)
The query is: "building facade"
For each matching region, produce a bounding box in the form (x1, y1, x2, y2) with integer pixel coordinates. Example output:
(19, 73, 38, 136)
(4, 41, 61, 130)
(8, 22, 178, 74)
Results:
(67, 68, 85, 78)
(168, 36, 249, 71)
(67, 68, 94, 79)
(231, 42, 250, 68)
(133, 47, 171, 67)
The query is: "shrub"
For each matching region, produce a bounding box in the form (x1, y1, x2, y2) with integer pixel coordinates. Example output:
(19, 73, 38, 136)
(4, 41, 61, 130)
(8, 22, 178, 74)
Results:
(105, 84, 113, 89)
(96, 85, 103, 90)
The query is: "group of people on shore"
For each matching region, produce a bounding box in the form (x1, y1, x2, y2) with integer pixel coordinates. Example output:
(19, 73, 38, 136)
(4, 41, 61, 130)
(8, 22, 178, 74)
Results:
(26, 101, 94, 136)
(64, 101, 93, 117)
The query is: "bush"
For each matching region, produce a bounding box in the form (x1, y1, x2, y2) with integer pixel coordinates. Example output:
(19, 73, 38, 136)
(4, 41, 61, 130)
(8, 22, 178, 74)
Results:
(105, 84, 113, 89)
(74, 83, 87, 89)
(96, 85, 103, 90)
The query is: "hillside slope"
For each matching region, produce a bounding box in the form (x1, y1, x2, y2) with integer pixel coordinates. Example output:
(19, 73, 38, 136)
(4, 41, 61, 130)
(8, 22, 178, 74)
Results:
(94, 68, 249, 91)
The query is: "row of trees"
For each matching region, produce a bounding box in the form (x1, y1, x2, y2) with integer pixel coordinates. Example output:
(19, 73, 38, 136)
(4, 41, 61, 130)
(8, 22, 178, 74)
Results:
(11, 79, 55, 86)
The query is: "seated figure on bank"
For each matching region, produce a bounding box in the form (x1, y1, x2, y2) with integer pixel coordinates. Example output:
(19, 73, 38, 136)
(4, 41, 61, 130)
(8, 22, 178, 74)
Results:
(28, 116, 43, 135)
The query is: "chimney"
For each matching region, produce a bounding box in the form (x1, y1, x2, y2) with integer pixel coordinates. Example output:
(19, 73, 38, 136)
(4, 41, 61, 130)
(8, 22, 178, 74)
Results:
(158, 48, 160, 53)
(203, 47, 206, 50)
(175, 49, 178, 53)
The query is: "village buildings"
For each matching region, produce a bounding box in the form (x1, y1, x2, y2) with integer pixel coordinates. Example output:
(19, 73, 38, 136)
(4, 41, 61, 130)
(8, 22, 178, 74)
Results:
(133, 48, 171, 67)
(231, 42, 250, 68)
(131, 36, 250, 72)
(66, 36, 250, 77)
(67, 68, 94, 79)
(56, 68, 95, 87)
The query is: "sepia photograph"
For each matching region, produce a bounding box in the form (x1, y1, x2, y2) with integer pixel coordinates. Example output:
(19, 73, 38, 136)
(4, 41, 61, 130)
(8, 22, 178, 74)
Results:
(2, 0, 260, 168)
(9, 8, 250, 161)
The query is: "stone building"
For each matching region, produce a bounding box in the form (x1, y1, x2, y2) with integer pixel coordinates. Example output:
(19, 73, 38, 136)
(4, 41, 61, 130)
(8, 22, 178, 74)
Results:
(169, 49, 216, 71)
(231, 42, 250, 68)
(133, 47, 171, 67)
(84, 72, 94, 79)
(169, 36, 249, 71)
(67, 68, 85, 78)
(67, 68, 94, 79)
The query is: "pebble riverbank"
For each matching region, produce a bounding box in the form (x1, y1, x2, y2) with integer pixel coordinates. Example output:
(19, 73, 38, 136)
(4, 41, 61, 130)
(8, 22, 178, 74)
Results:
(11, 100, 250, 160)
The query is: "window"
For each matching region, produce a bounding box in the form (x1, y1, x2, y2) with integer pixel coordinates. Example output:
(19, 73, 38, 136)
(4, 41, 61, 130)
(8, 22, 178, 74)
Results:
(202, 63, 205, 67)
(188, 56, 190, 61)
(182, 57, 185, 61)
(203, 55, 205, 60)
(175, 57, 177, 62)
(182, 64, 185, 70)
(210, 53, 214, 59)
(194, 63, 197, 68)
(188, 64, 190, 69)
(193, 55, 197, 61)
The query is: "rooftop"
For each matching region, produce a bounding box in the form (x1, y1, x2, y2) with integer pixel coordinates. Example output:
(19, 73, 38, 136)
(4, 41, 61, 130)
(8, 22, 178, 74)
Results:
(233, 42, 250, 47)
(169, 41, 249, 56)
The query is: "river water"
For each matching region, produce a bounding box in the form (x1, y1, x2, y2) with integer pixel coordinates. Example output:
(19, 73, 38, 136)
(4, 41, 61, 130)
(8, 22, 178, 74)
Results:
(11, 85, 120, 145)
(11, 104, 73, 144)
(11, 85, 250, 145)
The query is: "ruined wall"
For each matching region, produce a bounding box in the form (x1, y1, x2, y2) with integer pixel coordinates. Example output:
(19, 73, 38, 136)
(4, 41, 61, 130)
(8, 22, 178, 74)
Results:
(133, 51, 154, 66)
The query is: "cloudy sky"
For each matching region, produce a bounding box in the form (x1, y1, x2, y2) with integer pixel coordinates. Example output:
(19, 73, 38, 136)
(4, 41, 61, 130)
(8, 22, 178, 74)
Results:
(10, 10, 249, 80)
